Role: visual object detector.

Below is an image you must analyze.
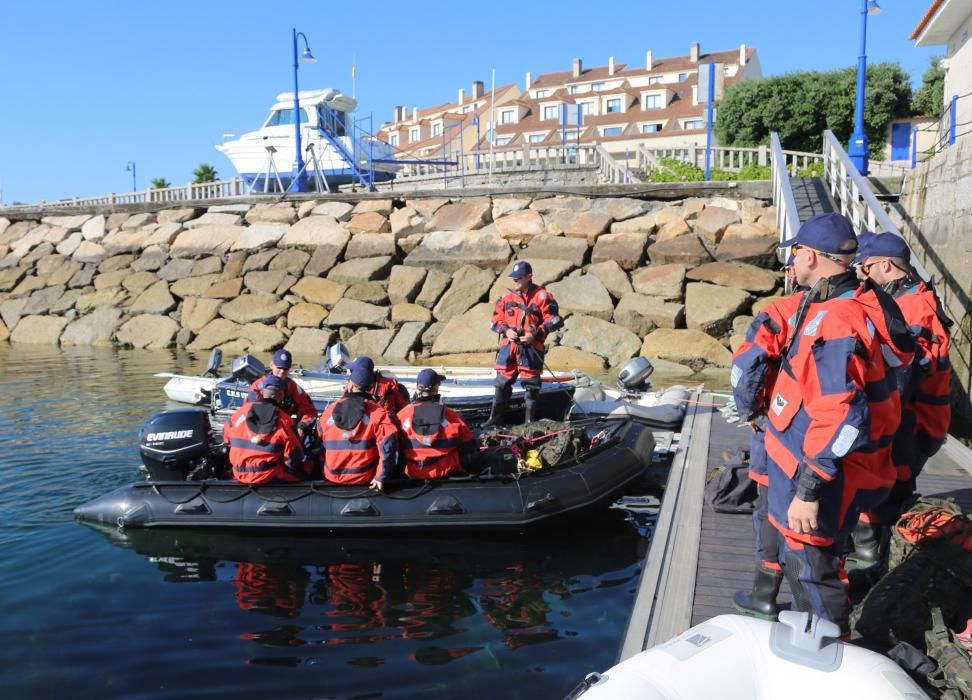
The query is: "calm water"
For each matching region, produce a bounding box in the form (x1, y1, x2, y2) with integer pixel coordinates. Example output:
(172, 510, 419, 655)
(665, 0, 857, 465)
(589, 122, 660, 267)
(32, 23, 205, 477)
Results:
(0, 345, 654, 700)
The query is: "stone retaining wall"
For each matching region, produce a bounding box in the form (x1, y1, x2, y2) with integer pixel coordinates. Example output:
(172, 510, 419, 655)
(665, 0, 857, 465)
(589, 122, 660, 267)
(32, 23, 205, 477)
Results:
(0, 192, 784, 379)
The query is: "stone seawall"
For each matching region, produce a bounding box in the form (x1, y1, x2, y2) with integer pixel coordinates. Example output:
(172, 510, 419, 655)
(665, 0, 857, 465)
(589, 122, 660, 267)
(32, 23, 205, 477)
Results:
(0, 191, 784, 380)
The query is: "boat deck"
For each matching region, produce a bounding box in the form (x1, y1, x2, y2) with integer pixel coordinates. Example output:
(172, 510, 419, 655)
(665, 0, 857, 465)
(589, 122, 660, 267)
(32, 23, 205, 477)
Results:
(621, 391, 972, 658)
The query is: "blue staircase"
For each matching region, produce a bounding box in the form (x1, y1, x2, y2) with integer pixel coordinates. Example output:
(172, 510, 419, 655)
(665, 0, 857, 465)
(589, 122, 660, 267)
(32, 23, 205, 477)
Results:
(316, 102, 376, 191)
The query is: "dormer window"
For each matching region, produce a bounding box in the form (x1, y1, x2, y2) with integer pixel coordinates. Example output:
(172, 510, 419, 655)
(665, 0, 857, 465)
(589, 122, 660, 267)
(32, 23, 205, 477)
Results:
(542, 105, 559, 120)
(683, 119, 704, 130)
(644, 94, 663, 110)
(536, 89, 549, 98)
(569, 86, 579, 94)
(495, 136, 512, 146)
(602, 126, 623, 136)
(390, 133, 399, 146)
(528, 133, 545, 143)
(410, 128, 420, 142)
(678, 72, 689, 82)
(501, 109, 515, 124)
(642, 123, 662, 133)
(592, 82, 605, 92)
(648, 76, 663, 85)
(606, 98, 622, 113)
(432, 123, 442, 137)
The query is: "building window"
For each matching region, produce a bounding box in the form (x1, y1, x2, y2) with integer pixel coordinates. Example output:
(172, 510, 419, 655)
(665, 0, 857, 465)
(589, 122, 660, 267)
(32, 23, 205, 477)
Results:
(592, 82, 605, 91)
(543, 105, 559, 120)
(495, 136, 512, 146)
(410, 128, 420, 142)
(432, 123, 442, 137)
(678, 72, 688, 82)
(579, 102, 594, 116)
(569, 85, 579, 94)
(501, 110, 514, 124)
(390, 133, 399, 146)
(648, 76, 662, 85)
(461, 105, 472, 113)
(683, 119, 704, 129)
(606, 98, 622, 113)
(563, 130, 578, 140)
(644, 94, 662, 109)
(602, 126, 623, 136)
(528, 133, 545, 143)
(536, 89, 549, 98)
(641, 124, 661, 133)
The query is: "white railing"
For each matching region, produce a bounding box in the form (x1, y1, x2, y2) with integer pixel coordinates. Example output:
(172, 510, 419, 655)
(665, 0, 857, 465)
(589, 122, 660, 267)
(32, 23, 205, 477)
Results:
(6, 178, 250, 210)
(770, 132, 801, 259)
(635, 143, 822, 177)
(822, 130, 929, 281)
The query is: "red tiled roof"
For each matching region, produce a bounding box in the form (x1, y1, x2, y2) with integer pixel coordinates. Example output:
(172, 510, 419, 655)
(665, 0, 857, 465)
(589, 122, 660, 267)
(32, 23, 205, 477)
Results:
(910, 0, 944, 39)
(530, 63, 630, 89)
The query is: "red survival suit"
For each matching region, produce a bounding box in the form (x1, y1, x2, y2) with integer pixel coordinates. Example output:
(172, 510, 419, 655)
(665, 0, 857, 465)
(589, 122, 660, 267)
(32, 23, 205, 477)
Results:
(316, 392, 398, 485)
(223, 399, 307, 484)
(248, 375, 317, 425)
(398, 397, 475, 480)
(490, 283, 563, 383)
(372, 371, 411, 418)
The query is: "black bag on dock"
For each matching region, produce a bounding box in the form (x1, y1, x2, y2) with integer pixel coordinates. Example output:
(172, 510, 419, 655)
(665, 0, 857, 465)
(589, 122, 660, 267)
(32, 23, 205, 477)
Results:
(705, 449, 757, 514)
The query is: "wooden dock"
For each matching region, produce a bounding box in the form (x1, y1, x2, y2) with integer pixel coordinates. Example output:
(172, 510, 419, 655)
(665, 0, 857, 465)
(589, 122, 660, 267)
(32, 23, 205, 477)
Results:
(620, 391, 972, 658)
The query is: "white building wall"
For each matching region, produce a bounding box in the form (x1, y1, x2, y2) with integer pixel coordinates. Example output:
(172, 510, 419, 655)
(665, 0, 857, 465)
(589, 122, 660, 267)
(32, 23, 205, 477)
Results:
(945, 10, 972, 140)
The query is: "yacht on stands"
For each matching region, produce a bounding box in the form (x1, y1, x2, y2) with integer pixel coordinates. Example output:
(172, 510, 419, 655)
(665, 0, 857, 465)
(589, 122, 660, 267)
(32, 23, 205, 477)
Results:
(216, 88, 398, 191)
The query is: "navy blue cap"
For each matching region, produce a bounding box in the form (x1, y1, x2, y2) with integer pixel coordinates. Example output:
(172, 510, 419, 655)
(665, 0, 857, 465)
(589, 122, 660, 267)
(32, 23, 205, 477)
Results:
(779, 213, 858, 255)
(347, 356, 376, 389)
(272, 348, 293, 369)
(416, 368, 446, 389)
(784, 253, 795, 268)
(509, 261, 533, 280)
(854, 232, 910, 265)
(261, 375, 285, 392)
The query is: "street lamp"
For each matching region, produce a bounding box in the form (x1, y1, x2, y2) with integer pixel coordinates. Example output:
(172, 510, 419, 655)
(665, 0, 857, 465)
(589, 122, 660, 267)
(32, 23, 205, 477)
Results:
(848, 0, 881, 175)
(291, 28, 317, 192)
(126, 161, 136, 192)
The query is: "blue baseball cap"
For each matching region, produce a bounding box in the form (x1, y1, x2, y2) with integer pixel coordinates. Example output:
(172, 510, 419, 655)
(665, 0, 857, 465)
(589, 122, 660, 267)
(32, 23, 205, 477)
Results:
(272, 348, 293, 369)
(784, 253, 795, 269)
(778, 213, 858, 256)
(261, 375, 285, 392)
(853, 232, 910, 265)
(416, 368, 446, 389)
(510, 261, 533, 280)
(347, 356, 376, 389)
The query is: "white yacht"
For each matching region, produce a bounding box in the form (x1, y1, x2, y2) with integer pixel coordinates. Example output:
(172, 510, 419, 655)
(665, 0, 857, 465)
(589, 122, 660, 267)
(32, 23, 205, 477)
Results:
(216, 88, 398, 191)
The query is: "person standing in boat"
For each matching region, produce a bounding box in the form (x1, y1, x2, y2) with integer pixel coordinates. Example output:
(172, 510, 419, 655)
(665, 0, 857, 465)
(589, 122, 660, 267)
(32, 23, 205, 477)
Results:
(316, 356, 398, 492)
(487, 261, 563, 425)
(224, 376, 308, 484)
(248, 349, 317, 430)
(398, 368, 477, 480)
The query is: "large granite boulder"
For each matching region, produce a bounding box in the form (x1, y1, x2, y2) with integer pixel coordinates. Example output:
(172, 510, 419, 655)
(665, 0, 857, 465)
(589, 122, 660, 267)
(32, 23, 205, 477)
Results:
(0, 319, 7, 342)
(230, 223, 288, 251)
(587, 260, 633, 300)
(388, 265, 427, 304)
(182, 212, 240, 228)
(545, 346, 607, 372)
(326, 298, 388, 328)
(530, 196, 591, 214)
(392, 303, 432, 324)
(327, 256, 393, 283)
(157, 258, 195, 281)
(121, 271, 159, 295)
(715, 227, 779, 267)
(312, 201, 354, 221)
(546, 275, 614, 320)
(345, 233, 396, 259)
(546, 210, 612, 242)
(345, 281, 388, 305)
(488, 258, 575, 300)
(352, 199, 393, 216)
(94, 269, 133, 292)
(407, 197, 450, 219)
(492, 197, 531, 219)
(129, 281, 177, 314)
(522, 234, 589, 267)
(285, 327, 337, 355)
(80, 215, 107, 241)
(181, 297, 224, 332)
(414, 269, 451, 309)
(244, 270, 293, 295)
(55, 232, 83, 257)
(384, 322, 427, 359)
(610, 212, 657, 234)
(219, 294, 289, 324)
(245, 203, 297, 225)
(170, 274, 219, 298)
(433, 265, 494, 322)
(169, 225, 245, 257)
(640, 328, 732, 370)
(236, 323, 286, 353)
(345, 328, 396, 358)
(42, 214, 91, 231)
(560, 314, 642, 367)
(303, 245, 341, 277)
(9, 315, 68, 344)
(116, 314, 179, 348)
(23, 285, 66, 315)
(592, 197, 652, 222)
(646, 235, 712, 266)
(347, 212, 390, 234)
(268, 249, 311, 276)
(431, 303, 498, 355)
(186, 318, 244, 351)
(685, 282, 752, 337)
(157, 208, 201, 224)
(140, 222, 183, 248)
(693, 206, 741, 244)
(404, 230, 511, 272)
(426, 199, 491, 231)
(655, 217, 693, 242)
(631, 264, 686, 300)
(60, 307, 123, 346)
(614, 293, 685, 336)
(590, 233, 647, 271)
(686, 261, 779, 294)
(278, 215, 351, 251)
(72, 240, 107, 264)
(75, 289, 127, 313)
(389, 206, 425, 238)
(287, 303, 328, 328)
(494, 209, 545, 241)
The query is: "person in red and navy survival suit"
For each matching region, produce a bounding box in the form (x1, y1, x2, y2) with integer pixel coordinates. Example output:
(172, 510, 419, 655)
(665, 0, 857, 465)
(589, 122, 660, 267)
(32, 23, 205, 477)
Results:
(730, 256, 804, 620)
(248, 349, 317, 429)
(224, 375, 308, 484)
(372, 370, 411, 419)
(316, 357, 398, 492)
(850, 232, 953, 562)
(488, 260, 563, 425)
(732, 213, 914, 634)
(398, 368, 476, 480)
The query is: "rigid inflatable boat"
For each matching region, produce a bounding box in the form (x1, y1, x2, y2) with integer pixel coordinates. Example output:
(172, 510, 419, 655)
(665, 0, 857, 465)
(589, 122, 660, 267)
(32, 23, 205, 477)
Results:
(73, 411, 655, 533)
(568, 612, 929, 700)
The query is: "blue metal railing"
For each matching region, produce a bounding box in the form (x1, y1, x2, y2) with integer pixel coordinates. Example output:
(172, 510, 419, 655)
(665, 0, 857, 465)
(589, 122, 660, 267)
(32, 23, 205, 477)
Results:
(908, 90, 972, 168)
(315, 102, 376, 191)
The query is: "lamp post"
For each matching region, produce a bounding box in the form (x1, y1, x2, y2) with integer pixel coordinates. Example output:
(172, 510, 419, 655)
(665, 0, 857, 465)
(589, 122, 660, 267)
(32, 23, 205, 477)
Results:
(848, 0, 881, 175)
(125, 161, 136, 192)
(291, 28, 317, 192)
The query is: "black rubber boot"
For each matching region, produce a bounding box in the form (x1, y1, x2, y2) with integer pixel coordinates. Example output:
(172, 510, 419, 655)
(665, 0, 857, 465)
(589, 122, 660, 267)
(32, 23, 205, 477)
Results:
(733, 565, 784, 621)
(849, 520, 885, 565)
(484, 388, 508, 427)
(523, 398, 537, 424)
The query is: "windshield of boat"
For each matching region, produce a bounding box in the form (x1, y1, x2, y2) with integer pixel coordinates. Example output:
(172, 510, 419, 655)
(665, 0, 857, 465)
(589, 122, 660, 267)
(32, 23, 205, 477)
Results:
(264, 108, 309, 128)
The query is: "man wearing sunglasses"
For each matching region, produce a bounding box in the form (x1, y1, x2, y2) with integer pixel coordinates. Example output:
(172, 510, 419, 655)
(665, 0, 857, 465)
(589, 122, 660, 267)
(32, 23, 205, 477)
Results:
(849, 233, 953, 564)
(730, 212, 914, 636)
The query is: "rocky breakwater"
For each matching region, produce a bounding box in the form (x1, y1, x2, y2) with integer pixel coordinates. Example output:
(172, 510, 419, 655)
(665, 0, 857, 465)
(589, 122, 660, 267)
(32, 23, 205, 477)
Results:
(0, 194, 783, 381)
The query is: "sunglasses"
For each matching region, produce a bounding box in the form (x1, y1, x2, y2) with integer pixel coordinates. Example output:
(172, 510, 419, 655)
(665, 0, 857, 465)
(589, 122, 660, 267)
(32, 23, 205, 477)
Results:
(859, 258, 909, 276)
(790, 243, 853, 267)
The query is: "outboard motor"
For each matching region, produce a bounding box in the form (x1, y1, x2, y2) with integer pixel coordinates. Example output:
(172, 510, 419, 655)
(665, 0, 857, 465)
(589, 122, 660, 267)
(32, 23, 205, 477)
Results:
(324, 343, 351, 373)
(229, 354, 266, 383)
(139, 409, 221, 481)
(203, 347, 223, 377)
(617, 357, 654, 395)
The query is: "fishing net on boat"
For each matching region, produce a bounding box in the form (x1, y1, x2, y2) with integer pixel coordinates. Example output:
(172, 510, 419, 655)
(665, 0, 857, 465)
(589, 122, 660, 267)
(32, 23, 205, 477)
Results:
(477, 419, 591, 474)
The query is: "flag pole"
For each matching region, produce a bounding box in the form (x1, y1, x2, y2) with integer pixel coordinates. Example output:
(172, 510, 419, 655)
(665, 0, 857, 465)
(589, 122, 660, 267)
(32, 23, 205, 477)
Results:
(488, 68, 496, 184)
(352, 54, 357, 100)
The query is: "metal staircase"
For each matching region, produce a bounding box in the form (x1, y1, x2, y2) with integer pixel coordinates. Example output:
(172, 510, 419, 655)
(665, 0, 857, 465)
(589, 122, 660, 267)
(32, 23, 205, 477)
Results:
(315, 102, 376, 191)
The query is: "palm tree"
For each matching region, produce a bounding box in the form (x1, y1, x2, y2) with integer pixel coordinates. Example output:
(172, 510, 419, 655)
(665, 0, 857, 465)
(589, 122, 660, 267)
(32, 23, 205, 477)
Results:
(193, 163, 219, 184)
(150, 177, 171, 189)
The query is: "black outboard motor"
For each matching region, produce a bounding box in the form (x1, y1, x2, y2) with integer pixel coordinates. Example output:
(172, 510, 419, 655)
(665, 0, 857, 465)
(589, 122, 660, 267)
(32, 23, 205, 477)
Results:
(229, 354, 267, 383)
(617, 357, 654, 395)
(139, 410, 220, 481)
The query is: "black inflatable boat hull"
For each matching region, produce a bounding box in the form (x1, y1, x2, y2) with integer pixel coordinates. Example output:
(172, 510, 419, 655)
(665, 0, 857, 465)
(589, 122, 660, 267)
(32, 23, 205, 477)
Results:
(75, 420, 654, 533)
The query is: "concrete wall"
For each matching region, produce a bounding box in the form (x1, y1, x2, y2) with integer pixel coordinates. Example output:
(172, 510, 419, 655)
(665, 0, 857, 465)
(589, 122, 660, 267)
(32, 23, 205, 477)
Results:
(944, 10, 972, 138)
(894, 136, 972, 435)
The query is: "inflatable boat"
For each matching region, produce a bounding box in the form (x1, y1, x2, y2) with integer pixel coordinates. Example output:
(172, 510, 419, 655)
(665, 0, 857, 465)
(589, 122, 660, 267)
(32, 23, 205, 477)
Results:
(73, 411, 655, 533)
(568, 611, 929, 700)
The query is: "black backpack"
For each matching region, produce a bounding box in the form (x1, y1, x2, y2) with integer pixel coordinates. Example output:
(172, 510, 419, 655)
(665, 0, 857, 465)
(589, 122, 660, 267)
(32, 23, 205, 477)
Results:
(705, 449, 757, 514)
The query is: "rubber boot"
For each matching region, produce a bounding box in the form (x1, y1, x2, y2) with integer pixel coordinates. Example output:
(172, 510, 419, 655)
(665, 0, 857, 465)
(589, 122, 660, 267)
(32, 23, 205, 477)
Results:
(523, 399, 537, 424)
(848, 520, 884, 565)
(484, 388, 508, 427)
(733, 565, 784, 621)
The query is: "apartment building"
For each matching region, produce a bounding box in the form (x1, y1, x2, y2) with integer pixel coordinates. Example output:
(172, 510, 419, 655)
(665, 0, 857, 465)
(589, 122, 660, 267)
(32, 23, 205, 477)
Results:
(377, 43, 761, 166)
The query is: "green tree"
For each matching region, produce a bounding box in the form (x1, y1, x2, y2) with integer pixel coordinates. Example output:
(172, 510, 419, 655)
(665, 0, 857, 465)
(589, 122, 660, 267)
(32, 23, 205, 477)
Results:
(912, 56, 945, 118)
(150, 177, 171, 189)
(715, 63, 912, 157)
(192, 163, 218, 183)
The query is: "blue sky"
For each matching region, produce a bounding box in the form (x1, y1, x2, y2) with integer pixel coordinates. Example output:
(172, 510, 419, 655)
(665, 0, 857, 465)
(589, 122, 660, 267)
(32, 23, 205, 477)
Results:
(0, 0, 939, 205)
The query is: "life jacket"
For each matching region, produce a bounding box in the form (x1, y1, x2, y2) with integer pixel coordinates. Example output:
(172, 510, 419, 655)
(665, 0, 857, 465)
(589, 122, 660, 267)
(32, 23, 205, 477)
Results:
(317, 392, 398, 485)
(398, 398, 473, 480)
(248, 374, 317, 424)
(223, 400, 306, 484)
(373, 372, 410, 417)
(490, 283, 563, 353)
